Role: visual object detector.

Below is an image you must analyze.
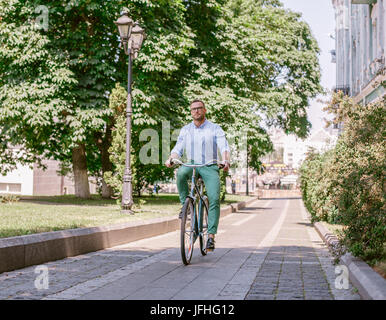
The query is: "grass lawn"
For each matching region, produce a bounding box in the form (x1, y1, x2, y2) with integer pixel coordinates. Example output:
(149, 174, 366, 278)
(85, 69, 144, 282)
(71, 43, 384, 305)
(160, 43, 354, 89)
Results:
(322, 221, 345, 238)
(0, 193, 254, 239)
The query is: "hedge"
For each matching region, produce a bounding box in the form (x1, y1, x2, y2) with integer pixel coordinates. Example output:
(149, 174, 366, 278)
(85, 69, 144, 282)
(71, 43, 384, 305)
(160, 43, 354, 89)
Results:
(299, 94, 385, 263)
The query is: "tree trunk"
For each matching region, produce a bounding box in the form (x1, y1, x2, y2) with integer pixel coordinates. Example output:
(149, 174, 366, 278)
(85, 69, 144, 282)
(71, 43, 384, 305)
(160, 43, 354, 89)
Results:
(220, 170, 227, 202)
(100, 123, 114, 199)
(101, 144, 113, 198)
(72, 144, 91, 198)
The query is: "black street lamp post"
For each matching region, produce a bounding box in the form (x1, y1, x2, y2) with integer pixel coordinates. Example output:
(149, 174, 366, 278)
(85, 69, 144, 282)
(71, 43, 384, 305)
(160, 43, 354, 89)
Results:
(114, 11, 145, 214)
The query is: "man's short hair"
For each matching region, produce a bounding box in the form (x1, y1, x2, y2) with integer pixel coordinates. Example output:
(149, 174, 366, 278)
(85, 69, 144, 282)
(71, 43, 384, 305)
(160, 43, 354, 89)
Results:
(190, 99, 205, 108)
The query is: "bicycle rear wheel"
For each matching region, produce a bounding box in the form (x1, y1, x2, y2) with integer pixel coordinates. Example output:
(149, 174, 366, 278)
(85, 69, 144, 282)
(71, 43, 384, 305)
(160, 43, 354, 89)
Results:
(199, 196, 209, 256)
(180, 198, 195, 265)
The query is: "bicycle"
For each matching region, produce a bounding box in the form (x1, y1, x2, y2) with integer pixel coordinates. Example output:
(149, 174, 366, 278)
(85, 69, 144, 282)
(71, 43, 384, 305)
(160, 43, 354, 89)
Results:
(171, 158, 225, 265)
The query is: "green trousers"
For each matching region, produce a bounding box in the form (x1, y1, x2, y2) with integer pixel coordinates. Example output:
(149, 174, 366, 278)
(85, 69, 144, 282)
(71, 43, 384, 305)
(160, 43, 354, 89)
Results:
(176, 164, 220, 235)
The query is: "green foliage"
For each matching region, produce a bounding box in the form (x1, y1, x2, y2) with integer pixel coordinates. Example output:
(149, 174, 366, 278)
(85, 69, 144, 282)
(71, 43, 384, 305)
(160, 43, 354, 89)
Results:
(1, 0, 322, 199)
(182, 0, 322, 171)
(0, 194, 20, 204)
(0, 0, 193, 181)
(299, 148, 339, 223)
(220, 170, 229, 202)
(0, 1, 77, 171)
(300, 94, 386, 262)
(104, 84, 176, 198)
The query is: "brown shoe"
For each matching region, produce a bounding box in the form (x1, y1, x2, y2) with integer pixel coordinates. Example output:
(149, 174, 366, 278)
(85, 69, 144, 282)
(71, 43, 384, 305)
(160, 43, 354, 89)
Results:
(206, 237, 215, 251)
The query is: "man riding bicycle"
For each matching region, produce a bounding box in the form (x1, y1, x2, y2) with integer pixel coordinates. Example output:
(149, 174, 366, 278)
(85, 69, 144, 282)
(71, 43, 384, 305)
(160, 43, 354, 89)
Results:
(165, 99, 231, 251)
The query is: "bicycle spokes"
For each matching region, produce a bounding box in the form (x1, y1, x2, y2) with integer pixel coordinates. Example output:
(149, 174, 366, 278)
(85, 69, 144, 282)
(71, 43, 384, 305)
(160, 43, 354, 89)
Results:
(199, 196, 209, 256)
(181, 199, 195, 265)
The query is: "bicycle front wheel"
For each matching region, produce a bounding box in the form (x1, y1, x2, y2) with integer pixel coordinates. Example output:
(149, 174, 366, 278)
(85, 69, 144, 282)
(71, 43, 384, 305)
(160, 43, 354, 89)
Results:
(199, 196, 209, 256)
(180, 198, 195, 265)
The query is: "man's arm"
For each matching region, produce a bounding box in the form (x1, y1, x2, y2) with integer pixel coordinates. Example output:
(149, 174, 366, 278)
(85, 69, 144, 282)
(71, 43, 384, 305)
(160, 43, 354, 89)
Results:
(216, 125, 230, 171)
(222, 151, 230, 171)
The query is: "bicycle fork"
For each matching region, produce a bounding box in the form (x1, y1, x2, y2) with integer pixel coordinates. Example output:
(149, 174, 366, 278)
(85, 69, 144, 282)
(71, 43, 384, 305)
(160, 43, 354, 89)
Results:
(189, 168, 208, 242)
(188, 168, 200, 243)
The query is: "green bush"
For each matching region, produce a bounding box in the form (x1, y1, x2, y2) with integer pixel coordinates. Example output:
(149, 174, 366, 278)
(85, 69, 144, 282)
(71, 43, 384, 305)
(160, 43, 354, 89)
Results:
(299, 147, 342, 224)
(103, 84, 176, 198)
(300, 94, 386, 262)
(0, 194, 20, 204)
(220, 169, 229, 202)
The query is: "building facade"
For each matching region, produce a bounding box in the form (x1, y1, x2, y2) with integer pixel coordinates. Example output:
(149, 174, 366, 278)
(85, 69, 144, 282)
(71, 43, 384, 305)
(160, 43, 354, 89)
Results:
(0, 153, 97, 196)
(225, 128, 338, 194)
(332, 0, 385, 103)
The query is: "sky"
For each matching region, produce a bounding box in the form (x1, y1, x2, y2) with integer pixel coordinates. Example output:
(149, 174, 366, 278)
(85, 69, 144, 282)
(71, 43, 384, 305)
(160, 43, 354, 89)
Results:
(280, 0, 337, 134)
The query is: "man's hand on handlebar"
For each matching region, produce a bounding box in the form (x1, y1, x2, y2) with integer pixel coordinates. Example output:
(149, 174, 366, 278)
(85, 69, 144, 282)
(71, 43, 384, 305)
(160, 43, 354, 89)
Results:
(166, 158, 230, 171)
(221, 160, 230, 172)
(165, 156, 181, 168)
(165, 158, 174, 168)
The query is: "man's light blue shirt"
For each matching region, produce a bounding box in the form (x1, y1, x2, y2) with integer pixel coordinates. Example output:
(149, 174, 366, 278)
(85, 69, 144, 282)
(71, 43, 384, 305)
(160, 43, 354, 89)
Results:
(171, 119, 230, 164)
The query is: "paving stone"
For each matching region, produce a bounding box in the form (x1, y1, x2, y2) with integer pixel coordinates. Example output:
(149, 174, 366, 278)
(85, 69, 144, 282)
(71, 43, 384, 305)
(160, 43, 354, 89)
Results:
(276, 293, 304, 300)
(277, 285, 304, 292)
(245, 293, 275, 300)
(218, 284, 250, 296)
(252, 279, 278, 285)
(305, 295, 334, 300)
(248, 287, 277, 295)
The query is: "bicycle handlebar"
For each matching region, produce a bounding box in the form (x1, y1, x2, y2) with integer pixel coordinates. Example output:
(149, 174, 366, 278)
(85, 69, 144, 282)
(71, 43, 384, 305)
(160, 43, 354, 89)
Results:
(171, 158, 227, 168)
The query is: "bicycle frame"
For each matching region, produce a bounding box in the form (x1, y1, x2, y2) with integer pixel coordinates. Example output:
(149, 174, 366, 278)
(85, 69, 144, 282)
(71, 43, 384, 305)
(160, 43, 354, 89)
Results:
(172, 158, 225, 261)
(173, 158, 225, 264)
(188, 167, 208, 244)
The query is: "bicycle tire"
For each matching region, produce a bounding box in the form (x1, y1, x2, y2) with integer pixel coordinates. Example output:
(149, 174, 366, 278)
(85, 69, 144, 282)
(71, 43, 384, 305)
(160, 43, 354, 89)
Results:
(199, 196, 209, 256)
(180, 198, 195, 265)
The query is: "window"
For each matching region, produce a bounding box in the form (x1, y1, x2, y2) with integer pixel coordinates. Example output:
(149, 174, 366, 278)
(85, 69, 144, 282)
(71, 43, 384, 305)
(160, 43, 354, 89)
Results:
(8, 184, 21, 193)
(0, 183, 22, 193)
(370, 3, 378, 63)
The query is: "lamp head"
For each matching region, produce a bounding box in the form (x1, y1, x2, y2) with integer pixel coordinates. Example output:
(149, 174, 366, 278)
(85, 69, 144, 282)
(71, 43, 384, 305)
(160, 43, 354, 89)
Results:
(114, 11, 134, 40)
(130, 22, 145, 59)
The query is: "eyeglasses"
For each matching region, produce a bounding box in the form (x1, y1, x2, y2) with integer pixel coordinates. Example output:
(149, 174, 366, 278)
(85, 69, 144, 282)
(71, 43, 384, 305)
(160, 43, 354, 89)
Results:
(190, 106, 204, 112)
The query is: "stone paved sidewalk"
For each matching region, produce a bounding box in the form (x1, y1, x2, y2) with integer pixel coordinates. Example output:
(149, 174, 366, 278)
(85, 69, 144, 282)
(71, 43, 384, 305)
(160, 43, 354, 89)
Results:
(245, 200, 359, 300)
(0, 198, 361, 300)
(0, 250, 162, 300)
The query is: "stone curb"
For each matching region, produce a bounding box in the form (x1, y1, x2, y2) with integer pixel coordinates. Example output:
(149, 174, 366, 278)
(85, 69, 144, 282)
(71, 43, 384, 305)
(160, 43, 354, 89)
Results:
(0, 197, 258, 274)
(314, 221, 386, 300)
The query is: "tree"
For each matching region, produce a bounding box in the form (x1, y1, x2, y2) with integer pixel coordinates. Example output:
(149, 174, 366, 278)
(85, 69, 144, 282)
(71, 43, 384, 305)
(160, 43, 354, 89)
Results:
(104, 84, 177, 197)
(0, 0, 121, 197)
(181, 0, 322, 171)
(1, 0, 322, 200)
(0, 1, 77, 174)
(106, 0, 323, 200)
(0, 0, 194, 198)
